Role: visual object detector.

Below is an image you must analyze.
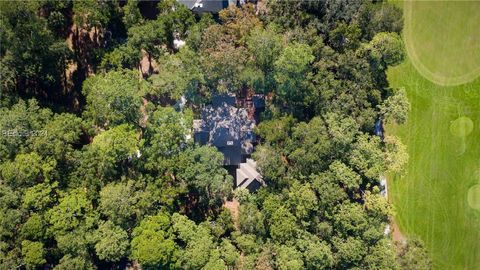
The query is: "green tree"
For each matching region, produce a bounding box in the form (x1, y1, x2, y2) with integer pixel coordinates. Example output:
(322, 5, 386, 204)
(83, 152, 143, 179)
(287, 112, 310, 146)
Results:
(0, 2, 71, 101)
(268, 206, 298, 244)
(358, 2, 403, 39)
(311, 173, 348, 212)
(144, 106, 192, 172)
(0, 99, 51, 161)
(82, 69, 146, 127)
(93, 221, 129, 262)
(73, 124, 140, 189)
(131, 212, 179, 269)
(252, 145, 287, 185)
(333, 236, 367, 269)
(364, 191, 393, 222)
(46, 188, 97, 234)
(185, 14, 215, 51)
(178, 224, 215, 270)
(200, 25, 248, 94)
(246, 26, 284, 84)
(101, 43, 141, 70)
(54, 255, 94, 270)
(378, 88, 410, 125)
(73, 0, 110, 33)
(0, 152, 55, 188)
(55, 226, 94, 258)
(98, 180, 149, 227)
(329, 22, 361, 51)
(275, 245, 304, 270)
(363, 239, 399, 270)
(327, 160, 362, 191)
(22, 182, 57, 212)
(323, 112, 359, 151)
(123, 0, 143, 29)
(19, 213, 46, 241)
(157, 0, 196, 48)
(21, 240, 46, 269)
(148, 47, 204, 102)
(368, 32, 405, 68)
(232, 233, 260, 256)
(384, 135, 409, 174)
(219, 238, 240, 268)
(288, 117, 332, 176)
(286, 181, 318, 221)
(127, 19, 167, 73)
(273, 42, 314, 113)
(333, 202, 368, 237)
(239, 202, 265, 236)
(396, 238, 432, 270)
(177, 146, 232, 209)
(28, 113, 83, 162)
(219, 4, 262, 45)
(210, 208, 235, 239)
(302, 240, 334, 270)
(172, 213, 218, 269)
(348, 134, 385, 180)
(255, 116, 295, 146)
(0, 184, 22, 240)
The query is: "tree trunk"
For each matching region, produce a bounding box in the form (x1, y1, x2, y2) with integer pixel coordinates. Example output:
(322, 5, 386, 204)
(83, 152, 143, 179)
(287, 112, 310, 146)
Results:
(148, 53, 152, 75)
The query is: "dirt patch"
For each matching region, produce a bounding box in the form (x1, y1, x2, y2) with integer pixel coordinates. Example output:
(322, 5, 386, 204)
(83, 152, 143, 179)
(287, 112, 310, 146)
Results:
(140, 50, 159, 77)
(223, 199, 240, 230)
(391, 219, 406, 243)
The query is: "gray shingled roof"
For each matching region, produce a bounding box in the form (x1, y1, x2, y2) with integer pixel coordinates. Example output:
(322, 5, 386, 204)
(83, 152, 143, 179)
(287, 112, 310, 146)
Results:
(193, 94, 256, 165)
(177, 0, 230, 14)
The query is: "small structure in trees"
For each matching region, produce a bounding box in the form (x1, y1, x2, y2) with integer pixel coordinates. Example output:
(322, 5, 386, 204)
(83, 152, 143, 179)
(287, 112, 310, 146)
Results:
(177, 0, 233, 14)
(374, 118, 385, 141)
(236, 158, 265, 192)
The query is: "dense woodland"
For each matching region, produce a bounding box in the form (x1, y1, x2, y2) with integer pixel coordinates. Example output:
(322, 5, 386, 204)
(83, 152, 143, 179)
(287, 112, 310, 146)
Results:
(0, 0, 432, 269)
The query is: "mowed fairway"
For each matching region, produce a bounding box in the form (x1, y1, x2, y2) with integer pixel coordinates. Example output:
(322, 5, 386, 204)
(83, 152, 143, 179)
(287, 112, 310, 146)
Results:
(388, 1, 480, 269)
(404, 1, 480, 86)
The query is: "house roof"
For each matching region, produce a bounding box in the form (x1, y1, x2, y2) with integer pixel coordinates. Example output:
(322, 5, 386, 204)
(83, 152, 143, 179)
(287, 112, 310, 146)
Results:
(236, 158, 264, 191)
(177, 0, 230, 14)
(194, 94, 258, 165)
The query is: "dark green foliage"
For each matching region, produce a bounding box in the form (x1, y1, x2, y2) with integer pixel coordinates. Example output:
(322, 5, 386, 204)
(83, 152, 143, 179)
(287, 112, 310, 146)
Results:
(130, 212, 179, 268)
(396, 238, 433, 270)
(0, 99, 51, 161)
(82, 69, 146, 127)
(177, 146, 232, 210)
(93, 221, 129, 262)
(0, 2, 72, 103)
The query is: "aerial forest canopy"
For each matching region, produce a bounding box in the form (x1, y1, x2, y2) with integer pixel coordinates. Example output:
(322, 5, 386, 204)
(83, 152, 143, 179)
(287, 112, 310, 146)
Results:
(0, 0, 430, 269)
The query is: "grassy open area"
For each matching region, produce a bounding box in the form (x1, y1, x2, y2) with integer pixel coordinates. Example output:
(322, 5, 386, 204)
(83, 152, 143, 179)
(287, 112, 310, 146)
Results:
(403, 1, 480, 86)
(388, 1, 480, 269)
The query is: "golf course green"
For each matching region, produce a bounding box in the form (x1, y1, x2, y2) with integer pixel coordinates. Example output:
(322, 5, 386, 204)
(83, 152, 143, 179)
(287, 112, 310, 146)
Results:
(388, 1, 480, 269)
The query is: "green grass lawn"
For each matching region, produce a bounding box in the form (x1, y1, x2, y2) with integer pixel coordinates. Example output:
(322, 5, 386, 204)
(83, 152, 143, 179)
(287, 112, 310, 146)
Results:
(388, 1, 480, 269)
(403, 1, 480, 86)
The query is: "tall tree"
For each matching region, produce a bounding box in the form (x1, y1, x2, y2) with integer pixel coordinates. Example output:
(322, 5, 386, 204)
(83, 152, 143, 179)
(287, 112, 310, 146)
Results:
(131, 212, 179, 269)
(93, 221, 129, 262)
(176, 146, 232, 210)
(82, 69, 146, 127)
(148, 47, 204, 103)
(274, 42, 314, 116)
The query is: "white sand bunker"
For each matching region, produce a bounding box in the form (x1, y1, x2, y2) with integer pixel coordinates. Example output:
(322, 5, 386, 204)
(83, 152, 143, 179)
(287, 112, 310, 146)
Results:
(450, 116, 474, 137)
(467, 185, 480, 210)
